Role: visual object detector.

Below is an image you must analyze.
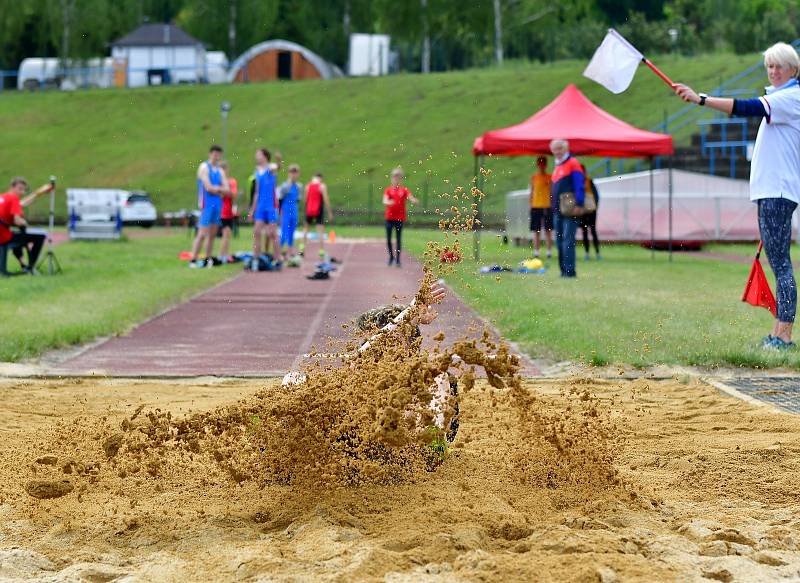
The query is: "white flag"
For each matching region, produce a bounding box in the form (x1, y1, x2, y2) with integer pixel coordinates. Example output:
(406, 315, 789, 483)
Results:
(583, 29, 643, 94)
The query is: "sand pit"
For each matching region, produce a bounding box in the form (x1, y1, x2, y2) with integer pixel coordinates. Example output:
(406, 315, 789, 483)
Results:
(1, 375, 800, 582)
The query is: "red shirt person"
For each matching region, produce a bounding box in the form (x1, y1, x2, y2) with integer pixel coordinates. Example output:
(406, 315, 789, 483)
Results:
(0, 177, 52, 275)
(382, 167, 418, 267)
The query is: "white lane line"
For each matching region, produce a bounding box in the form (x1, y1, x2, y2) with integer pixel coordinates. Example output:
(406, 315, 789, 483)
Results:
(290, 242, 355, 371)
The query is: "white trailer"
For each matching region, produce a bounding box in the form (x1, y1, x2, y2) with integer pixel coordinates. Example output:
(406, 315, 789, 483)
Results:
(67, 189, 124, 240)
(348, 33, 390, 76)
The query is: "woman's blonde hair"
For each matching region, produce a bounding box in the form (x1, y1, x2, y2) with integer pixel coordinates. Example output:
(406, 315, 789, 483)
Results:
(763, 42, 800, 75)
(391, 166, 404, 178)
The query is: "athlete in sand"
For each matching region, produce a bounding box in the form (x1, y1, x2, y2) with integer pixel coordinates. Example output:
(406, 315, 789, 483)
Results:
(285, 281, 459, 442)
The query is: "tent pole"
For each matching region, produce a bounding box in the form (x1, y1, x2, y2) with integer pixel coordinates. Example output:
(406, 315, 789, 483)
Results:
(668, 156, 674, 262)
(649, 157, 655, 260)
(474, 155, 485, 262)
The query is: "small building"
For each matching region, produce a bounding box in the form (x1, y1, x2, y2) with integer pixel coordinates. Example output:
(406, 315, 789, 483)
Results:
(228, 39, 342, 83)
(111, 23, 207, 88)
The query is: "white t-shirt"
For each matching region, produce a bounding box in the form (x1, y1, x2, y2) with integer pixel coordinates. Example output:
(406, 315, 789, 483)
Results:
(751, 86, 800, 203)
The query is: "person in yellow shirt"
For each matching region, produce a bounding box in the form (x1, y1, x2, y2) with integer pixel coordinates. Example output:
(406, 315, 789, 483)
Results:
(529, 156, 553, 259)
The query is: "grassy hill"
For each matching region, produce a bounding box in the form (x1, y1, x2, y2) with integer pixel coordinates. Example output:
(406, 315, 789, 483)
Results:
(0, 52, 760, 224)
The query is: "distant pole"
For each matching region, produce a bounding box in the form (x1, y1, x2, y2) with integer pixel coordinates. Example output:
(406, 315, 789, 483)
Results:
(473, 155, 485, 262)
(649, 157, 655, 260)
(668, 156, 674, 262)
(493, 0, 504, 65)
(220, 101, 231, 156)
(368, 168, 374, 221)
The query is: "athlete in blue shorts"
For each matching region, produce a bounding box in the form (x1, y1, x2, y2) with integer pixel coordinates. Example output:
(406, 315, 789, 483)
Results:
(190, 144, 230, 268)
(278, 164, 302, 262)
(248, 147, 281, 269)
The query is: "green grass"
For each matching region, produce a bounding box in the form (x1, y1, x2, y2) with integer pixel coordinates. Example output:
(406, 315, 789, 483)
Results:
(0, 229, 241, 362)
(1, 52, 760, 225)
(388, 228, 799, 370)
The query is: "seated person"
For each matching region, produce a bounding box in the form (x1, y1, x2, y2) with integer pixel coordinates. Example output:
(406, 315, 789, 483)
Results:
(0, 177, 52, 275)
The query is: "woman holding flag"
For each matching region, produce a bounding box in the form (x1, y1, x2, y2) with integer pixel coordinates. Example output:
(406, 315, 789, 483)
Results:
(585, 32, 800, 350)
(673, 43, 800, 350)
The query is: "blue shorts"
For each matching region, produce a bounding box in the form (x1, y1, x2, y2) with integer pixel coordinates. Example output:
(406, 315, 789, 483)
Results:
(254, 206, 278, 224)
(199, 195, 222, 227)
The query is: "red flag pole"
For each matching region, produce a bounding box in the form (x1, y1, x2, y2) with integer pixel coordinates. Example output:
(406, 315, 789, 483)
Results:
(641, 57, 675, 88)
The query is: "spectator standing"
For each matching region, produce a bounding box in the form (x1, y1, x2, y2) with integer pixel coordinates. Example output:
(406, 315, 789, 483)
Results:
(278, 164, 302, 262)
(675, 42, 800, 350)
(249, 148, 281, 270)
(383, 167, 418, 268)
(302, 173, 333, 260)
(189, 144, 229, 268)
(549, 139, 585, 278)
(579, 169, 601, 261)
(529, 156, 553, 259)
(219, 161, 238, 263)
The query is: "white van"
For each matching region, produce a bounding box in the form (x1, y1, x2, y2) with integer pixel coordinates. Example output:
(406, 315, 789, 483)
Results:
(120, 191, 157, 228)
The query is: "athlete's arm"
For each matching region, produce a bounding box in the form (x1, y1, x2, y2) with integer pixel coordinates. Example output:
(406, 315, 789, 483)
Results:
(382, 188, 392, 206)
(197, 163, 218, 194)
(407, 190, 419, 205)
(249, 176, 259, 220)
(218, 168, 231, 196)
(20, 183, 54, 207)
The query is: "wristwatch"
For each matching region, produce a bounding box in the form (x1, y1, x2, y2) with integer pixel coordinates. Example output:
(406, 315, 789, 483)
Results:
(698, 93, 708, 106)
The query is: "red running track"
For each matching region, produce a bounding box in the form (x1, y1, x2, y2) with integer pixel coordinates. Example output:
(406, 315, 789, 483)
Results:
(55, 241, 540, 377)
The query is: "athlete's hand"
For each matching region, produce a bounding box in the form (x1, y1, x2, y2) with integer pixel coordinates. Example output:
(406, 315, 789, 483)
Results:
(247, 210, 254, 222)
(418, 306, 438, 325)
(429, 282, 446, 305)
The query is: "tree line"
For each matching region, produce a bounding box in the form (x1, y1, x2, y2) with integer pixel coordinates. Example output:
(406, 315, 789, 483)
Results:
(0, 0, 797, 74)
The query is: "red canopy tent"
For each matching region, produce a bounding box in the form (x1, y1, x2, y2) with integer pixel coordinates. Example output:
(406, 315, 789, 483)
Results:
(471, 84, 674, 259)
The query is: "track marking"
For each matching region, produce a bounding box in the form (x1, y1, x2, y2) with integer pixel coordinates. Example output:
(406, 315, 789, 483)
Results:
(290, 242, 355, 371)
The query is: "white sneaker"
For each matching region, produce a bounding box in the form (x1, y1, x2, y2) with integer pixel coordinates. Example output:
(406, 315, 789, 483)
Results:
(533, 250, 540, 258)
(188, 259, 200, 269)
(250, 258, 259, 271)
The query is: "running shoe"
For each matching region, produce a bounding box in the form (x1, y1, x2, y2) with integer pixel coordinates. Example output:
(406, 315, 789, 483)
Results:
(766, 337, 796, 351)
(188, 259, 200, 269)
(761, 335, 775, 347)
(388, 256, 394, 266)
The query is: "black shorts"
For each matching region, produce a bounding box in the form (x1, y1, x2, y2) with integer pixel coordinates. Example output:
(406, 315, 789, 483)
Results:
(305, 213, 324, 226)
(221, 217, 235, 230)
(530, 208, 553, 232)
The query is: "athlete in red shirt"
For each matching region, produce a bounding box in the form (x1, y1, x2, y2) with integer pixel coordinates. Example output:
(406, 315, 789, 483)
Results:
(302, 173, 333, 259)
(219, 162, 238, 263)
(0, 177, 52, 275)
(383, 167, 418, 267)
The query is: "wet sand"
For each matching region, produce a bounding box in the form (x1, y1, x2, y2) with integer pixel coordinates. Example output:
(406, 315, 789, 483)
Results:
(1, 376, 799, 582)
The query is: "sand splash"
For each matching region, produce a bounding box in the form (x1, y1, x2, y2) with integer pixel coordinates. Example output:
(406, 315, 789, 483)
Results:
(20, 171, 622, 502)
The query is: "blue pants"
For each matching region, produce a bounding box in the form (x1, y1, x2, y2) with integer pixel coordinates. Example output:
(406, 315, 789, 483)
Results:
(759, 198, 798, 323)
(554, 211, 578, 277)
(280, 209, 297, 247)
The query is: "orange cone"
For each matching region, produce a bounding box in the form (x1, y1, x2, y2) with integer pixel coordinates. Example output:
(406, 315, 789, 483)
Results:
(329, 229, 336, 244)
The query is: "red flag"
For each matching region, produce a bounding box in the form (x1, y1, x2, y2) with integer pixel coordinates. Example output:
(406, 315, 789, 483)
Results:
(742, 241, 776, 317)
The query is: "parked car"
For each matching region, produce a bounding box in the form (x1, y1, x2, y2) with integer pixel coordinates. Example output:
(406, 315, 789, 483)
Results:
(120, 191, 157, 228)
